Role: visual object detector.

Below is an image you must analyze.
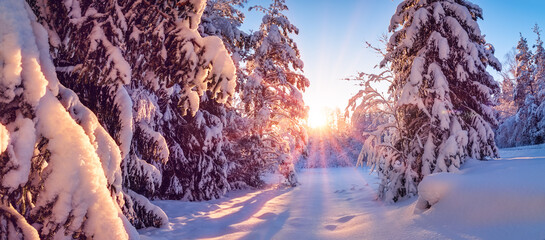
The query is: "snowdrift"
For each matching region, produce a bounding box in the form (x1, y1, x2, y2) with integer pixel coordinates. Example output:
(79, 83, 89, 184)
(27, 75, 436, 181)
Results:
(140, 144, 545, 239)
(415, 144, 545, 238)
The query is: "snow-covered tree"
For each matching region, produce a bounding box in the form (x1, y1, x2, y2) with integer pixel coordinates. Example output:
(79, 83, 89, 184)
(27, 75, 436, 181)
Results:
(533, 25, 545, 144)
(199, 0, 291, 189)
(368, 0, 500, 202)
(199, 0, 249, 63)
(121, 0, 235, 210)
(497, 27, 545, 147)
(345, 41, 395, 137)
(494, 50, 517, 122)
(33, 0, 236, 228)
(0, 0, 136, 238)
(158, 92, 230, 201)
(347, 69, 397, 168)
(224, 120, 268, 188)
(514, 35, 535, 108)
(512, 35, 540, 145)
(530, 25, 545, 144)
(243, 0, 309, 186)
(532, 24, 545, 102)
(157, 0, 263, 200)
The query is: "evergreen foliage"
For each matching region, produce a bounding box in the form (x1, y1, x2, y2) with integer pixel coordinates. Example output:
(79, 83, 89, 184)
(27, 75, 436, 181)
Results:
(243, 0, 309, 186)
(496, 25, 545, 147)
(363, 0, 500, 202)
(29, 0, 236, 231)
(1, 0, 307, 237)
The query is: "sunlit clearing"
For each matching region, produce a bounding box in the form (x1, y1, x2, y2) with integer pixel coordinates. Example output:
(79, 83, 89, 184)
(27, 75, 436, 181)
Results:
(308, 107, 328, 129)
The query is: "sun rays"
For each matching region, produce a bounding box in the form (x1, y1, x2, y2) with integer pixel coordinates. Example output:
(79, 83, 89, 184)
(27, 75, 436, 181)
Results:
(307, 106, 329, 129)
(300, 121, 358, 168)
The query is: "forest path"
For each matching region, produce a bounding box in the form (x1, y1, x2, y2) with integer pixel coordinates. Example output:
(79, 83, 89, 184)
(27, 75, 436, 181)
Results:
(139, 145, 545, 239)
(138, 167, 429, 240)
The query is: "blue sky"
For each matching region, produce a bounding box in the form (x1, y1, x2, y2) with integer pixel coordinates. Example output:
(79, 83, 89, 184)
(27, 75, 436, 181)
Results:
(242, 0, 545, 113)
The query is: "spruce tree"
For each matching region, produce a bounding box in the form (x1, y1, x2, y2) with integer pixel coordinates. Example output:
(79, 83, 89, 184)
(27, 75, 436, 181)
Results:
(198, 0, 270, 189)
(497, 29, 545, 147)
(372, 0, 500, 202)
(506, 32, 543, 146)
(514, 35, 535, 108)
(496, 77, 516, 121)
(243, 0, 309, 186)
(0, 0, 134, 238)
(533, 25, 545, 102)
(494, 49, 517, 123)
(158, 92, 231, 201)
(533, 25, 545, 143)
(33, 0, 236, 228)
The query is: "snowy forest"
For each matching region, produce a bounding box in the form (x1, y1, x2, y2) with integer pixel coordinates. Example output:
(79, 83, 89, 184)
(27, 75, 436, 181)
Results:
(1, 0, 544, 239)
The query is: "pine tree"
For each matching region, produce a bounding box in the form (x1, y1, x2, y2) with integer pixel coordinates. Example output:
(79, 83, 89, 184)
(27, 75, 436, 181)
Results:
(0, 0, 133, 238)
(33, 0, 236, 228)
(156, 0, 256, 200)
(533, 25, 545, 143)
(514, 35, 535, 108)
(518, 25, 545, 145)
(494, 49, 517, 123)
(199, 0, 274, 189)
(371, 0, 500, 202)
(243, 0, 309, 186)
(496, 28, 545, 147)
(533, 25, 545, 102)
(158, 92, 230, 201)
(497, 78, 516, 121)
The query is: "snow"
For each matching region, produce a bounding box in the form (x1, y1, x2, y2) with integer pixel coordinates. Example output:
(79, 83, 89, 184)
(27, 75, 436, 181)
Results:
(430, 32, 450, 60)
(128, 190, 169, 227)
(115, 86, 134, 159)
(0, 124, 8, 154)
(89, 23, 131, 85)
(0, 0, 130, 238)
(58, 85, 124, 189)
(138, 123, 169, 163)
(0, 204, 40, 239)
(0, 29, 22, 103)
(416, 145, 545, 239)
(134, 154, 163, 192)
(64, 0, 82, 21)
(443, 2, 481, 37)
(398, 57, 430, 117)
(0, 0, 47, 106)
(30, 12, 59, 96)
(139, 144, 545, 239)
(35, 91, 129, 240)
(2, 115, 35, 190)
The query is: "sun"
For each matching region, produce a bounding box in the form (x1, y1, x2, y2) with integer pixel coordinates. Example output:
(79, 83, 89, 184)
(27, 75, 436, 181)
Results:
(308, 107, 329, 129)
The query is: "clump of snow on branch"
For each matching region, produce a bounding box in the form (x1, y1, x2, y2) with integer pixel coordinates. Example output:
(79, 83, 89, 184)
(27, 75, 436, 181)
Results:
(0, 0, 134, 238)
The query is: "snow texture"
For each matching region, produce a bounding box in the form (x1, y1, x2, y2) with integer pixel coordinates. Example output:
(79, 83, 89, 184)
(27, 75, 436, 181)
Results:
(2, 115, 35, 190)
(139, 144, 545, 240)
(0, 0, 130, 238)
(0, 204, 40, 240)
(0, 124, 8, 154)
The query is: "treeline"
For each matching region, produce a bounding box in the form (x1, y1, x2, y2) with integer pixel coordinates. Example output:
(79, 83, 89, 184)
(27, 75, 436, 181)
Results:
(0, 0, 307, 239)
(297, 109, 362, 169)
(495, 25, 545, 147)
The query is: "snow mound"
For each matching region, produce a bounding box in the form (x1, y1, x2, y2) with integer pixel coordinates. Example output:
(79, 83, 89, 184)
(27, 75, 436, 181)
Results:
(416, 145, 545, 227)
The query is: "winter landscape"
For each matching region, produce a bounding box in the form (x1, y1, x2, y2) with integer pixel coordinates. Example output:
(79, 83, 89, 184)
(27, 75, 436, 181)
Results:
(0, 0, 544, 239)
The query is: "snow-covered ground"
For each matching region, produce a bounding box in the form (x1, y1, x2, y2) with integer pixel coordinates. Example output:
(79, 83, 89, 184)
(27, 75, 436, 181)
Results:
(139, 144, 545, 239)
